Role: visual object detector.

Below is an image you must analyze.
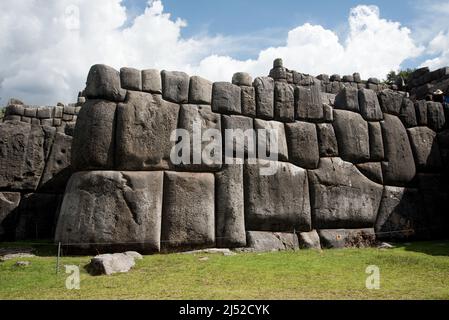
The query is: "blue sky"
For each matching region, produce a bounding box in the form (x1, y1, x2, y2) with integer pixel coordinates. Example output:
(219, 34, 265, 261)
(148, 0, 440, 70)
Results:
(1, 0, 448, 104)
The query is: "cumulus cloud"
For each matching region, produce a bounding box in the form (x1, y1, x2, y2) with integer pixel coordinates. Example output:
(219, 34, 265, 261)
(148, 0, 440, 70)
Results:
(0, 1, 426, 105)
(421, 31, 449, 69)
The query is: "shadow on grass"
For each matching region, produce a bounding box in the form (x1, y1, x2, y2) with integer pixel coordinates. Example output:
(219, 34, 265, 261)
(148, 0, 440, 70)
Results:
(0, 240, 57, 257)
(395, 240, 449, 257)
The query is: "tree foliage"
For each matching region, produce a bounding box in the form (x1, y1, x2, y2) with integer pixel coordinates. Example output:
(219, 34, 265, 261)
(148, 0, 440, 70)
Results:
(384, 68, 415, 86)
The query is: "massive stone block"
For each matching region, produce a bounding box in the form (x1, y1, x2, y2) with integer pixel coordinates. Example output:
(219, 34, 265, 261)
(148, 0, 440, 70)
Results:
(378, 89, 404, 115)
(177, 104, 221, 171)
(244, 160, 311, 232)
(274, 82, 295, 122)
(0, 192, 21, 240)
(39, 132, 73, 192)
(116, 92, 180, 171)
(71, 100, 117, 170)
(254, 120, 289, 162)
(254, 77, 274, 119)
(241, 86, 256, 117)
(161, 70, 190, 103)
(212, 82, 241, 115)
(316, 123, 338, 157)
(222, 115, 254, 159)
(285, 121, 320, 169)
(84, 64, 126, 102)
(334, 87, 359, 112)
(308, 158, 383, 229)
(142, 69, 162, 94)
(356, 162, 383, 184)
(0, 121, 46, 190)
(381, 114, 416, 185)
(358, 88, 383, 121)
(407, 127, 442, 171)
(375, 187, 424, 240)
(368, 122, 385, 161)
(427, 102, 445, 132)
(161, 172, 215, 250)
(15, 193, 63, 240)
(215, 164, 246, 248)
(245, 231, 299, 252)
(55, 171, 164, 253)
(318, 229, 376, 249)
(415, 100, 428, 126)
(232, 72, 252, 87)
(189, 76, 212, 105)
(120, 67, 142, 91)
(333, 110, 370, 163)
(399, 98, 417, 128)
(294, 84, 323, 121)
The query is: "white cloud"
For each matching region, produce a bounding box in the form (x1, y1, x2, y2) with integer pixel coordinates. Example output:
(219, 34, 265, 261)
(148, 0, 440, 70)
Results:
(0, 1, 427, 105)
(421, 31, 449, 70)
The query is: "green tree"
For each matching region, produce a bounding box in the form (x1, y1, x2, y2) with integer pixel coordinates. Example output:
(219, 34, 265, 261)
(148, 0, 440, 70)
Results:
(384, 68, 415, 86)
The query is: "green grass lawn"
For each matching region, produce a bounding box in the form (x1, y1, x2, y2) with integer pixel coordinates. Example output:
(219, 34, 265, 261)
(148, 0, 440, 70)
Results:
(0, 241, 448, 300)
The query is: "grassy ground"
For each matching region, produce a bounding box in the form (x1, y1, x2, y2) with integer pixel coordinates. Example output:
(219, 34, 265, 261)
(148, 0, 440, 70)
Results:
(0, 241, 448, 300)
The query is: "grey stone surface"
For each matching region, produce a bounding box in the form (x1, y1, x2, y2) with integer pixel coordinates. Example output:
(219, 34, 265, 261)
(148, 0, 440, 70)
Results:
(120, 67, 142, 91)
(5, 104, 25, 116)
(254, 77, 274, 119)
(86, 253, 140, 276)
(0, 192, 21, 240)
(274, 82, 295, 122)
(254, 120, 289, 162)
(232, 72, 252, 87)
(142, 69, 162, 94)
(55, 171, 163, 254)
(358, 88, 383, 121)
(356, 162, 384, 184)
(212, 82, 241, 115)
(161, 172, 215, 251)
(222, 115, 254, 159)
(323, 104, 334, 122)
(85, 64, 126, 102)
(368, 122, 385, 161)
(37, 107, 52, 119)
(308, 158, 383, 229)
(215, 164, 246, 248)
(116, 92, 180, 170)
(245, 231, 299, 252)
(375, 186, 423, 240)
(241, 86, 256, 117)
(333, 110, 370, 163)
(71, 100, 117, 170)
(298, 230, 321, 250)
(295, 84, 323, 121)
(317, 123, 338, 157)
(285, 121, 320, 169)
(407, 126, 442, 171)
(427, 102, 445, 132)
(334, 87, 360, 112)
(381, 114, 416, 185)
(161, 70, 190, 103)
(189, 76, 212, 105)
(244, 160, 311, 232)
(0, 121, 46, 190)
(318, 229, 376, 249)
(177, 104, 221, 171)
(400, 98, 418, 128)
(378, 89, 404, 115)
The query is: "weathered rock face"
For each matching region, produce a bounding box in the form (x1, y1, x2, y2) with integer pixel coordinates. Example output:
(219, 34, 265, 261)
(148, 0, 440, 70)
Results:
(71, 100, 117, 171)
(245, 231, 299, 252)
(356, 162, 384, 184)
(254, 120, 289, 162)
(85, 65, 126, 102)
(116, 92, 180, 170)
(244, 160, 311, 232)
(254, 77, 274, 119)
(274, 82, 295, 122)
(318, 229, 376, 249)
(378, 89, 404, 115)
(358, 88, 383, 121)
(161, 70, 190, 103)
(399, 98, 417, 128)
(0, 121, 47, 191)
(333, 110, 370, 163)
(368, 122, 384, 161)
(86, 252, 142, 276)
(298, 230, 321, 250)
(381, 114, 416, 186)
(0, 193, 21, 240)
(142, 69, 162, 94)
(212, 82, 242, 115)
(55, 171, 164, 254)
(161, 172, 215, 251)
(308, 158, 383, 229)
(285, 121, 320, 169)
(295, 85, 323, 121)
(316, 123, 338, 157)
(189, 76, 212, 105)
(120, 67, 142, 91)
(334, 87, 359, 112)
(407, 127, 442, 171)
(427, 102, 446, 132)
(222, 115, 254, 158)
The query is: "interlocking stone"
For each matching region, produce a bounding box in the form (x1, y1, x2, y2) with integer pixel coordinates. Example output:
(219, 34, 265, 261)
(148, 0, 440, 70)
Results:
(85, 64, 126, 102)
(189, 76, 212, 105)
(212, 82, 242, 115)
(274, 82, 295, 122)
(161, 70, 190, 103)
(120, 67, 142, 91)
(142, 69, 162, 94)
(285, 121, 319, 169)
(253, 77, 274, 119)
(295, 84, 323, 121)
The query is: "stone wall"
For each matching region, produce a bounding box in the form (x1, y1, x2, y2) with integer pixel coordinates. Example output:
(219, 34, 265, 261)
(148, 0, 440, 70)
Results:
(1, 60, 448, 253)
(408, 66, 449, 100)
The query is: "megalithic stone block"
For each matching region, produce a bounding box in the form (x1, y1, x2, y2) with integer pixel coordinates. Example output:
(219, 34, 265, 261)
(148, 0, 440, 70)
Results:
(85, 64, 127, 102)
(116, 92, 180, 171)
(55, 171, 164, 254)
(120, 67, 142, 91)
(189, 76, 212, 105)
(241, 86, 256, 117)
(427, 102, 445, 132)
(254, 119, 289, 162)
(253, 77, 274, 119)
(295, 84, 324, 122)
(334, 87, 359, 112)
(316, 123, 338, 157)
(215, 164, 246, 248)
(285, 121, 320, 169)
(358, 88, 383, 121)
(212, 82, 242, 115)
(161, 172, 215, 251)
(378, 89, 404, 115)
(142, 69, 162, 94)
(161, 70, 190, 103)
(399, 98, 417, 128)
(71, 100, 117, 171)
(407, 126, 442, 171)
(274, 82, 295, 122)
(368, 122, 385, 161)
(244, 160, 311, 232)
(318, 229, 376, 248)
